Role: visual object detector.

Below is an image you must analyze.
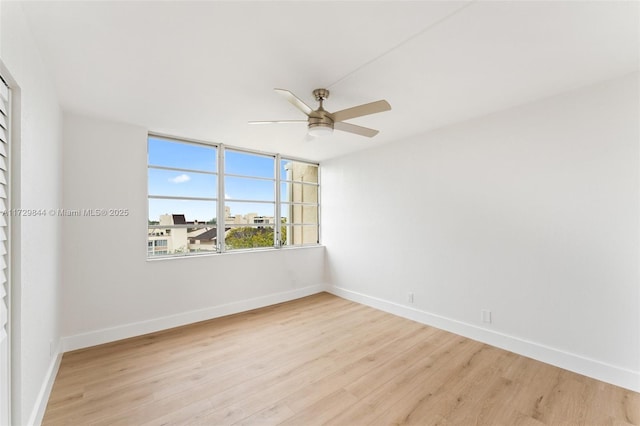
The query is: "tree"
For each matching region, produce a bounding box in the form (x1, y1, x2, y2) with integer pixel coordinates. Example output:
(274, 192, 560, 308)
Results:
(225, 227, 273, 249)
(224, 223, 288, 249)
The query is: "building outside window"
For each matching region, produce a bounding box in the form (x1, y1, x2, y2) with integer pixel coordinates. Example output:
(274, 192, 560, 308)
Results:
(281, 159, 319, 246)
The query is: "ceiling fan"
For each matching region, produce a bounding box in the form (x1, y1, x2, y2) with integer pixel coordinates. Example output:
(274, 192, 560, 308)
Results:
(250, 88, 391, 138)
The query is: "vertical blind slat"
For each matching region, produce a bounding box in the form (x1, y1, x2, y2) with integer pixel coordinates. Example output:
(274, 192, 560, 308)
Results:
(0, 301, 6, 330)
(0, 81, 7, 101)
(0, 78, 9, 416)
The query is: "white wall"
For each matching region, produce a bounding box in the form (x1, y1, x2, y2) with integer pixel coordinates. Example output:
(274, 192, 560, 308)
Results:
(0, 2, 64, 424)
(322, 73, 639, 391)
(61, 113, 325, 349)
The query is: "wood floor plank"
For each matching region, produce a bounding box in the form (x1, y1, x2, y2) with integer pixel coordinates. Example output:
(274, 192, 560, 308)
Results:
(209, 316, 430, 424)
(42, 292, 640, 426)
(378, 345, 518, 425)
(281, 323, 436, 414)
(165, 307, 403, 425)
(326, 336, 479, 425)
(83, 299, 391, 425)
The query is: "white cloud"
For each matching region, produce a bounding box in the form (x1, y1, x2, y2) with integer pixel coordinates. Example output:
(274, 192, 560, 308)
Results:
(169, 174, 191, 184)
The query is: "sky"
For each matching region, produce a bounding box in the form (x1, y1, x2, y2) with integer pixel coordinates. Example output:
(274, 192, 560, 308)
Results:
(148, 136, 303, 222)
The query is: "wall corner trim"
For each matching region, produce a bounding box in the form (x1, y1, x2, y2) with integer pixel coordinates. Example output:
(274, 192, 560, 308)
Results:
(327, 285, 640, 393)
(27, 342, 62, 426)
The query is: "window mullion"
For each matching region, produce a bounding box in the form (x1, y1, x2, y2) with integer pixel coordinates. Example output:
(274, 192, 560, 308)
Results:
(217, 145, 226, 253)
(317, 164, 321, 245)
(275, 154, 281, 248)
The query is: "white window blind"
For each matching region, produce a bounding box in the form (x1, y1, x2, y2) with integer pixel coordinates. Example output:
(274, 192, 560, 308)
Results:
(0, 77, 8, 345)
(0, 74, 9, 426)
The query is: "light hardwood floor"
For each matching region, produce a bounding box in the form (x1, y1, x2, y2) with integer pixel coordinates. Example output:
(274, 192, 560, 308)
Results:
(43, 293, 639, 425)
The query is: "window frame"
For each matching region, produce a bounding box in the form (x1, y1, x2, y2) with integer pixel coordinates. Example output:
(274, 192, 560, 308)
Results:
(221, 146, 277, 252)
(279, 158, 321, 247)
(147, 134, 219, 257)
(147, 133, 320, 259)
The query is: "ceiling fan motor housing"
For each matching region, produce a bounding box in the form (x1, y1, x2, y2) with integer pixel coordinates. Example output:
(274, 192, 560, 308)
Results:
(308, 106, 334, 135)
(309, 89, 335, 134)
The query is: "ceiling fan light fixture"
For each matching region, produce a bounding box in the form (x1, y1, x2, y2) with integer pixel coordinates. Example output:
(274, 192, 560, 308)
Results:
(308, 122, 334, 137)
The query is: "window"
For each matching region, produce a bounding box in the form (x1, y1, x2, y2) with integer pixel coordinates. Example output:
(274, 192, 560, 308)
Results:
(147, 136, 218, 257)
(224, 149, 276, 251)
(280, 159, 319, 246)
(148, 239, 168, 256)
(147, 135, 320, 258)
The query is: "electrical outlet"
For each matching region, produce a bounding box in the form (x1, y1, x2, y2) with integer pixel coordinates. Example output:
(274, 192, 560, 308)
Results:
(407, 292, 414, 303)
(481, 310, 492, 324)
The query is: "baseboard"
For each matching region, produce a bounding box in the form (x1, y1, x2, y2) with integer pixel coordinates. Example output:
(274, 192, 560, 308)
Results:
(27, 341, 62, 426)
(327, 285, 640, 393)
(62, 284, 326, 353)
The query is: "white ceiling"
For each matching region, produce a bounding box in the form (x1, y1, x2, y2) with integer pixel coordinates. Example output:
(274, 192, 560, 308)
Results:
(20, 1, 639, 161)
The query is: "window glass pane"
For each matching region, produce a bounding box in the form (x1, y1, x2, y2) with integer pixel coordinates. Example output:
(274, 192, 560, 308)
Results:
(147, 236, 170, 256)
(148, 137, 216, 172)
(224, 201, 274, 225)
(225, 176, 274, 202)
(148, 224, 219, 257)
(282, 225, 318, 246)
(225, 225, 275, 251)
(279, 203, 290, 224)
(186, 227, 219, 255)
(225, 150, 274, 178)
(148, 199, 216, 225)
(148, 198, 218, 257)
(280, 182, 318, 204)
(280, 203, 318, 225)
(280, 159, 319, 183)
(148, 168, 217, 198)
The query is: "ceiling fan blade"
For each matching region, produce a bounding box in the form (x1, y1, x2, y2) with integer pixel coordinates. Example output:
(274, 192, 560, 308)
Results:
(274, 88, 313, 116)
(332, 100, 391, 122)
(249, 120, 307, 125)
(334, 121, 379, 138)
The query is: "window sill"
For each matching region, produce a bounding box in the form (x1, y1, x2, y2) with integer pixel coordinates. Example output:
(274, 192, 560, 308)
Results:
(146, 244, 324, 262)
